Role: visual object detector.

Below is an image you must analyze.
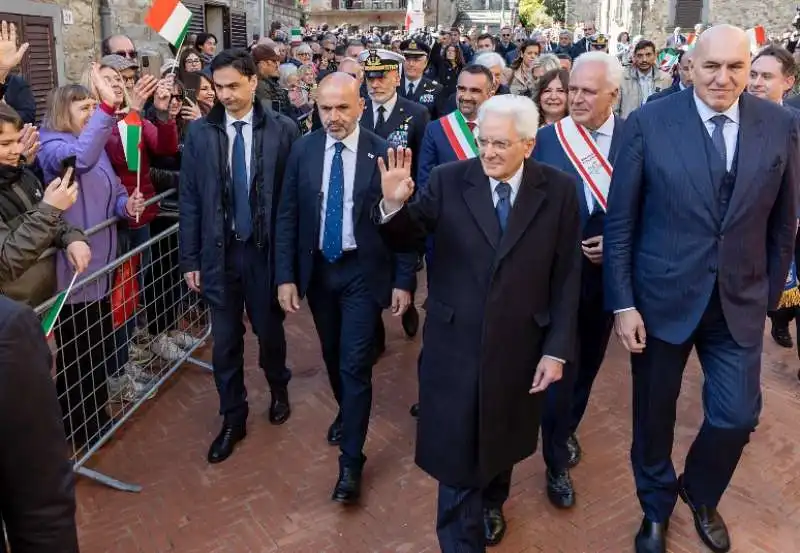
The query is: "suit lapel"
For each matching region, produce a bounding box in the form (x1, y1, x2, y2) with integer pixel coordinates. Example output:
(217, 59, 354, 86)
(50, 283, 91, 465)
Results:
(308, 131, 326, 196)
(383, 100, 407, 136)
(255, 114, 277, 189)
(725, 94, 765, 227)
(608, 115, 623, 164)
(669, 91, 717, 219)
(353, 131, 376, 224)
(462, 161, 501, 248)
(496, 160, 546, 262)
(361, 99, 374, 130)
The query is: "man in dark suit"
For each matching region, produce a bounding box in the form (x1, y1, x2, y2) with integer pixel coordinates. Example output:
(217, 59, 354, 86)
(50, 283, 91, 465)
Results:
(275, 73, 415, 504)
(358, 49, 428, 343)
(376, 94, 581, 552)
(532, 51, 624, 510)
(0, 297, 79, 553)
(747, 45, 800, 350)
(647, 49, 693, 104)
(570, 21, 596, 60)
(180, 49, 299, 464)
(398, 39, 443, 120)
(439, 53, 509, 116)
(604, 26, 800, 553)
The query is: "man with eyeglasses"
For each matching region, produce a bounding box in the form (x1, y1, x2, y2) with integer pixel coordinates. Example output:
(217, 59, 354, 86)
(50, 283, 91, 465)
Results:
(570, 21, 596, 60)
(495, 26, 518, 65)
(101, 34, 137, 59)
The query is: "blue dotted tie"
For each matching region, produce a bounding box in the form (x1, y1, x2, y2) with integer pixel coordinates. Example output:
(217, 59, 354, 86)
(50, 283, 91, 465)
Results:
(322, 142, 345, 262)
(231, 121, 252, 240)
(495, 181, 511, 233)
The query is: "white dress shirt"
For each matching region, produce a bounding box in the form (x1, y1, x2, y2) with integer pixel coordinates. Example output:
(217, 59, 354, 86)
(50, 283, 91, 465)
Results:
(406, 78, 422, 96)
(320, 126, 360, 251)
(373, 94, 398, 128)
(637, 70, 655, 104)
(694, 92, 739, 172)
(225, 108, 254, 187)
(582, 114, 614, 210)
(489, 162, 523, 206)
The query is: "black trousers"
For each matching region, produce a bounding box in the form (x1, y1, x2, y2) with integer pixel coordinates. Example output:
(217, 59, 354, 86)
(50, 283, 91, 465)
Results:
(307, 250, 382, 470)
(55, 299, 114, 450)
(143, 216, 183, 337)
(436, 469, 512, 553)
(631, 289, 761, 522)
(209, 239, 290, 426)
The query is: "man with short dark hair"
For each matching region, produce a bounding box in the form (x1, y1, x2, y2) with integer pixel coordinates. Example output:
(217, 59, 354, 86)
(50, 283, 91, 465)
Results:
(101, 34, 136, 58)
(179, 49, 300, 464)
(647, 49, 693, 103)
(615, 39, 673, 118)
(399, 38, 443, 119)
(252, 44, 295, 119)
(475, 33, 495, 54)
(495, 26, 517, 65)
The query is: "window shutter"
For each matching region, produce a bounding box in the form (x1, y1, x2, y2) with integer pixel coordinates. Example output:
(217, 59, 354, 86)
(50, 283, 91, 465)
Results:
(184, 1, 206, 37)
(0, 12, 58, 123)
(674, 0, 703, 29)
(230, 12, 247, 49)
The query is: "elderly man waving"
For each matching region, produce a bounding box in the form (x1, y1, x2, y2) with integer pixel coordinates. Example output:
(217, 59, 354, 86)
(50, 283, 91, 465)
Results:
(376, 94, 581, 552)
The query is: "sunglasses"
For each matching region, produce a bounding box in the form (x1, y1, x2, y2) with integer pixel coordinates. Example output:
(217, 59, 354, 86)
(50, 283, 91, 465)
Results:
(114, 50, 138, 59)
(324, 47, 335, 53)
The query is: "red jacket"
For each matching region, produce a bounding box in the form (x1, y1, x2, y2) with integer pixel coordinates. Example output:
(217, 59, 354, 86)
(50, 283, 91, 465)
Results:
(106, 115, 179, 228)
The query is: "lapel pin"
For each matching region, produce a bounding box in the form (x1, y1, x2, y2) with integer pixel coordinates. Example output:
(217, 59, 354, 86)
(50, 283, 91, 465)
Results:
(368, 152, 375, 159)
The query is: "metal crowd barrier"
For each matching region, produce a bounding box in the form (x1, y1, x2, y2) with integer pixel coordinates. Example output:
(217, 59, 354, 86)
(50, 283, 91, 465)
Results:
(33, 191, 213, 493)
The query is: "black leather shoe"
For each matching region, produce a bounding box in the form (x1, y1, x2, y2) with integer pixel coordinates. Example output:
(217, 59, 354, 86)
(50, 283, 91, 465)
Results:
(409, 403, 419, 418)
(331, 466, 362, 504)
(634, 517, 668, 553)
(327, 414, 343, 446)
(268, 387, 291, 425)
(566, 433, 582, 468)
(546, 468, 575, 509)
(402, 305, 419, 338)
(771, 324, 793, 348)
(678, 475, 731, 553)
(207, 423, 246, 464)
(483, 507, 506, 546)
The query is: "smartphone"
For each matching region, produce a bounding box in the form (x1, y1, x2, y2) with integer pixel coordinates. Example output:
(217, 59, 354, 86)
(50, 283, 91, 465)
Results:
(184, 88, 197, 105)
(59, 155, 77, 186)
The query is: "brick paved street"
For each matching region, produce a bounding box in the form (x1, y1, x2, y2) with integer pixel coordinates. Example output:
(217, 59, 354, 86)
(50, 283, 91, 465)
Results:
(75, 281, 800, 553)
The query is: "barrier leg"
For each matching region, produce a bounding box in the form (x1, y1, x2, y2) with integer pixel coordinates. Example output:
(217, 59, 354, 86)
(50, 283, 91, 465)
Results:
(74, 465, 142, 493)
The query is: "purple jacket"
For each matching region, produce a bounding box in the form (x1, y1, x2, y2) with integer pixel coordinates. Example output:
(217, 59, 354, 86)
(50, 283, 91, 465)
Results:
(39, 109, 129, 304)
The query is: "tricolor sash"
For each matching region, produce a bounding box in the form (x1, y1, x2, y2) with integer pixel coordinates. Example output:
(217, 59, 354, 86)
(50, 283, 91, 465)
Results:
(554, 117, 613, 211)
(440, 111, 479, 160)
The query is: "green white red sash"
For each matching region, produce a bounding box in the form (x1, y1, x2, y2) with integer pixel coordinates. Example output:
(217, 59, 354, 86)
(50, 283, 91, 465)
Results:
(554, 116, 612, 211)
(440, 111, 478, 160)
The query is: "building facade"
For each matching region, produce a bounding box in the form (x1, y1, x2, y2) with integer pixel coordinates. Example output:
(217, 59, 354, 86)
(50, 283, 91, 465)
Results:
(565, 0, 795, 44)
(306, 0, 457, 31)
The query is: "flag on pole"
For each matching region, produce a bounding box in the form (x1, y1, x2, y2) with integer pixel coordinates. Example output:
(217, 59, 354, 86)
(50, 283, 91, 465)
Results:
(404, 0, 425, 32)
(747, 26, 767, 54)
(118, 112, 142, 172)
(41, 272, 79, 338)
(657, 48, 681, 72)
(145, 0, 193, 49)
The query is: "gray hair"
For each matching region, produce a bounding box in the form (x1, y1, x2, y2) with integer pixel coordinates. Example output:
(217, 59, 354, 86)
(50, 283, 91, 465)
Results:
(533, 53, 561, 73)
(571, 51, 624, 90)
(293, 43, 312, 56)
(477, 95, 539, 139)
(278, 63, 298, 87)
(474, 51, 506, 70)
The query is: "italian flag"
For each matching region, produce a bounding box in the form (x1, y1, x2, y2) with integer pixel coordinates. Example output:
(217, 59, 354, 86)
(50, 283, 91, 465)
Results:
(118, 111, 142, 172)
(290, 28, 302, 45)
(657, 48, 680, 72)
(747, 25, 767, 54)
(145, 0, 193, 49)
(41, 273, 78, 338)
(440, 111, 479, 160)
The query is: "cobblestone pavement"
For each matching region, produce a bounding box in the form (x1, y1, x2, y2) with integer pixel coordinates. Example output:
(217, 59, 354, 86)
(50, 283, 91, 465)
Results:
(75, 282, 800, 553)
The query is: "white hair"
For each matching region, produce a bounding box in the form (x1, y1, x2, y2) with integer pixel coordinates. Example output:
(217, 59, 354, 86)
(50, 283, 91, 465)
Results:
(571, 51, 624, 90)
(278, 63, 298, 87)
(293, 43, 312, 55)
(477, 95, 539, 139)
(533, 53, 561, 73)
(474, 52, 507, 70)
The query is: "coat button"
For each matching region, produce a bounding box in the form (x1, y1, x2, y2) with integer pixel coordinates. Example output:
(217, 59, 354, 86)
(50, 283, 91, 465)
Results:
(216, 241, 222, 248)
(708, 265, 717, 273)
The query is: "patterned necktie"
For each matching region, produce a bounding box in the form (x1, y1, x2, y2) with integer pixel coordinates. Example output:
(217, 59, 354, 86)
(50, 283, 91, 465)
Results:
(407, 82, 414, 97)
(376, 105, 386, 130)
(231, 121, 251, 240)
(710, 114, 728, 169)
(322, 142, 345, 262)
(495, 181, 511, 233)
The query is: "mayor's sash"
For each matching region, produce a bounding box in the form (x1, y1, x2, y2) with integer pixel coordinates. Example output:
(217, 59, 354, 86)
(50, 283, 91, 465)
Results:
(554, 116, 613, 211)
(440, 110, 479, 160)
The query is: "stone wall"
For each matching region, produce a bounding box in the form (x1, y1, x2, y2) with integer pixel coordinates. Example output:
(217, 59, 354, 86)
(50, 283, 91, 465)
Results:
(264, 1, 304, 29)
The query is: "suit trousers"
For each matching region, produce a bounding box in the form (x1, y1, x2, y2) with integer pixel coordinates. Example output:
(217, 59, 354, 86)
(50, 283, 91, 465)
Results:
(541, 288, 613, 471)
(436, 468, 512, 553)
(210, 239, 290, 426)
(307, 250, 383, 469)
(631, 288, 762, 522)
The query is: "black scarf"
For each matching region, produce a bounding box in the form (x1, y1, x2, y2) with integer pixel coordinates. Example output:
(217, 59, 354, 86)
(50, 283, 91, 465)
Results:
(0, 163, 42, 223)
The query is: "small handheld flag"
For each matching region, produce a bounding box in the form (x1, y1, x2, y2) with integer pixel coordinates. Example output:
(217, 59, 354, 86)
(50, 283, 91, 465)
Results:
(41, 272, 79, 338)
(145, 0, 193, 50)
(657, 48, 680, 72)
(290, 28, 303, 45)
(118, 111, 142, 173)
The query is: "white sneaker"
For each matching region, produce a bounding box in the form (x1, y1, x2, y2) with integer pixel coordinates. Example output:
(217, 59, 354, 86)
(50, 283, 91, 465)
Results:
(150, 334, 187, 362)
(107, 372, 155, 403)
(124, 362, 159, 386)
(169, 330, 201, 350)
(129, 343, 155, 364)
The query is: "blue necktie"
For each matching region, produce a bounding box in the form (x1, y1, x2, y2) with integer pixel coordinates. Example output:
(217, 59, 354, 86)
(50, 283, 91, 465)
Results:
(710, 114, 728, 169)
(495, 181, 511, 233)
(231, 121, 252, 240)
(322, 142, 345, 262)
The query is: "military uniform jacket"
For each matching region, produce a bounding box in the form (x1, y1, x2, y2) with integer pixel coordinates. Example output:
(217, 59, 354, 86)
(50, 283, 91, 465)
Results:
(399, 76, 443, 120)
(362, 95, 430, 180)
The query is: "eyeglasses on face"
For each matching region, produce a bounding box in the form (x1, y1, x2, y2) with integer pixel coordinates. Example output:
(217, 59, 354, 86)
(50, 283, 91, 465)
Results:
(114, 50, 138, 59)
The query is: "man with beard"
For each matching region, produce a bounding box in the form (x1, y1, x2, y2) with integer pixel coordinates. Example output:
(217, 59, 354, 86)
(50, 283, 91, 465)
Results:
(615, 39, 673, 118)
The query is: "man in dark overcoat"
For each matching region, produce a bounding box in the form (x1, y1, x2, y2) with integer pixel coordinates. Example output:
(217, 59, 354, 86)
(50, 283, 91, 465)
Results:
(375, 94, 581, 552)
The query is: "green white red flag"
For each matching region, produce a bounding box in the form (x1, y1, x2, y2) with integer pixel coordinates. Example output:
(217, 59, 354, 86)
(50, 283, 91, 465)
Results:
(145, 0, 193, 49)
(118, 111, 142, 172)
(657, 48, 680, 72)
(41, 272, 78, 338)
